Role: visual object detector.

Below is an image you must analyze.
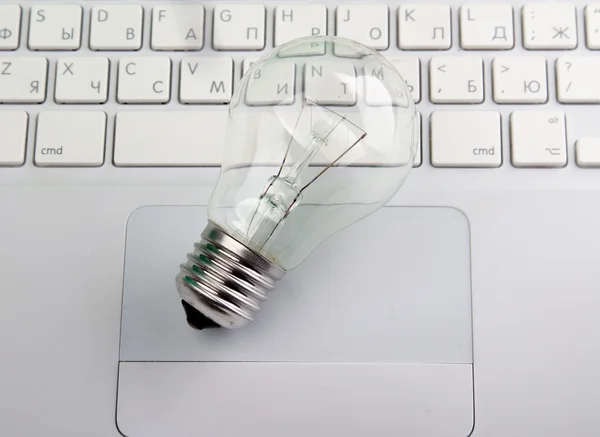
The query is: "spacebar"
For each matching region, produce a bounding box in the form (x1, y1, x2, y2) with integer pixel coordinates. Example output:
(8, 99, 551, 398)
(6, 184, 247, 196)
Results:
(114, 111, 227, 166)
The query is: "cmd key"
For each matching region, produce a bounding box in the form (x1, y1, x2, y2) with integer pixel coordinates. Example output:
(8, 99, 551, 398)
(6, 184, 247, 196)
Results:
(0, 111, 28, 166)
(34, 111, 106, 167)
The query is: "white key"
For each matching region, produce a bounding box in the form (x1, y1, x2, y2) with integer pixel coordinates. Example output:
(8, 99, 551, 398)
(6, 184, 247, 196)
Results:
(29, 5, 82, 50)
(304, 60, 357, 105)
(431, 111, 502, 168)
(585, 5, 600, 49)
(90, 6, 143, 50)
(522, 4, 577, 49)
(510, 111, 567, 168)
(556, 57, 600, 103)
(0, 57, 47, 103)
(180, 57, 233, 104)
(492, 57, 548, 103)
(118, 57, 171, 103)
(34, 111, 106, 167)
(55, 57, 109, 103)
(0, 6, 21, 50)
(0, 111, 28, 166)
(213, 5, 265, 50)
(388, 57, 421, 102)
(414, 113, 422, 167)
(245, 60, 295, 105)
(242, 57, 260, 77)
(460, 4, 514, 49)
(336, 5, 389, 50)
(114, 111, 228, 166)
(398, 5, 451, 50)
(429, 57, 484, 103)
(151, 6, 204, 51)
(274, 5, 327, 47)
(364, 61, 412, 106)
(576, 138, 600, 167)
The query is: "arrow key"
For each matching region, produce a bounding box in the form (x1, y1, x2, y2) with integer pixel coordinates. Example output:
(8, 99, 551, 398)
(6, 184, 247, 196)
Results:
(0, 5, 21, 50)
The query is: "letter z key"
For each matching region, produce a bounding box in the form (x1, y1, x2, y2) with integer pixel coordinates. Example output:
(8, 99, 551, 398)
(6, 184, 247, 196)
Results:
(0, 57, 47, 103)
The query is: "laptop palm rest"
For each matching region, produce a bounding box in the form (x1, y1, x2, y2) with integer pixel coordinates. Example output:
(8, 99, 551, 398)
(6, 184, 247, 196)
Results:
(117, 205, 474, 437)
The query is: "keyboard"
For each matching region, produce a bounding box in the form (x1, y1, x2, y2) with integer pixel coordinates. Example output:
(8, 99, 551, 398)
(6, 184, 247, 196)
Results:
(1, 1, 600, 179)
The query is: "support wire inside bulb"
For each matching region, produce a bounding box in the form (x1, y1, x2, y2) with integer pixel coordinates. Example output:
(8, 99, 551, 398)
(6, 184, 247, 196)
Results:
(244, 99, 367, 253)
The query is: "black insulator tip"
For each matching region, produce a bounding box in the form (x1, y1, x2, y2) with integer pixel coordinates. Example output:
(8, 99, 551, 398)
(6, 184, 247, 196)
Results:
(181, 300, 221, 330)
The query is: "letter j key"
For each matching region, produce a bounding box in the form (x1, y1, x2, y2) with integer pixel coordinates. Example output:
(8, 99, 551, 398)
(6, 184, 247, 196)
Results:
(335, 5, 389, 50)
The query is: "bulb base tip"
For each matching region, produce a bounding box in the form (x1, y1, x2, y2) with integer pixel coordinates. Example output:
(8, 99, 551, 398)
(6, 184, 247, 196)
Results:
(176, 221, 284, 329)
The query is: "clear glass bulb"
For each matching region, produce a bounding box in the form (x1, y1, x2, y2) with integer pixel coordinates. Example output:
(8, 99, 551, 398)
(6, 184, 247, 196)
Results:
(177, 35, 418, 330)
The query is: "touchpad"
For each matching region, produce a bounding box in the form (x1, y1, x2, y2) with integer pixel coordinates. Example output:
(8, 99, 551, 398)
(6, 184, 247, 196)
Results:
(117, 206, 474, 437)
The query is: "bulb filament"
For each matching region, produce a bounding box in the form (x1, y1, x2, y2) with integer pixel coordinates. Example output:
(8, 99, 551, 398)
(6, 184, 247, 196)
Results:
(245, 100, 367, 253)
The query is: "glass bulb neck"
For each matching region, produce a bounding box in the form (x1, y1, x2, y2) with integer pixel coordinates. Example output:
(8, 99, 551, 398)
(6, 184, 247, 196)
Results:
(176, 221, 285, 329)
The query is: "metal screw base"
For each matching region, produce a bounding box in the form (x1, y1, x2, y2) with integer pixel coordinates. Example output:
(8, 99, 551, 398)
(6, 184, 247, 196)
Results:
(176, 221, 285, 329)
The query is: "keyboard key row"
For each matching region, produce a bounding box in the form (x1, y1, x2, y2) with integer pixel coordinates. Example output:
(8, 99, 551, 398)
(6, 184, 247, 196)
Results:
(2, 55, 599, 105)
(2, 4, 600, 51)
(0, 110, 106, 166)
(432, 111, 567, 168)
(2, 110, 598, 168)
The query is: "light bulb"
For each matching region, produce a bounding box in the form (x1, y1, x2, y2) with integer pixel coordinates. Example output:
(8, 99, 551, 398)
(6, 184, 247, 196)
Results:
(176, 35, 418, 330)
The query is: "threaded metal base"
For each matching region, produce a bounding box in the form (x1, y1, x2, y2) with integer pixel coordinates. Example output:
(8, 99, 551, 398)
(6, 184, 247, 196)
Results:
(176, 221, 285, 329)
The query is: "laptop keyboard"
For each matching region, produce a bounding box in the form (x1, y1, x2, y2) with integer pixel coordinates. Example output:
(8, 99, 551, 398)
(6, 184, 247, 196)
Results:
(1, 2, 600, 170)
